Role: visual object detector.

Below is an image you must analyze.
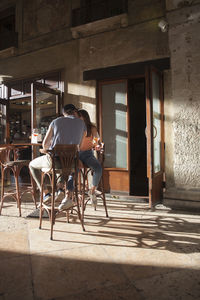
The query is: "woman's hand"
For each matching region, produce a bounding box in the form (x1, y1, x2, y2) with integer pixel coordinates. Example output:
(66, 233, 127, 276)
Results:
(94, 144, 101, 151)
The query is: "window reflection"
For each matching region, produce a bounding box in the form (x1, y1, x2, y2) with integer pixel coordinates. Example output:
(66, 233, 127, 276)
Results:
(9, 98, 31, 143)
(35, 90, 57, 139)
(0, 104, 6, 144)
(102, 82, 127, 168)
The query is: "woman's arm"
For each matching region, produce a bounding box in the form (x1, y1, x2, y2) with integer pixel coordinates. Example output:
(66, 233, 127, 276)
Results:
(91, 126, 100, 138)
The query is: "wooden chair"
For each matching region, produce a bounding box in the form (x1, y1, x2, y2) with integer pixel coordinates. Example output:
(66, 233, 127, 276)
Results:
(0, 145, 37, 216)
(39, 144, 85, 240)
(79, 144, 109, 221)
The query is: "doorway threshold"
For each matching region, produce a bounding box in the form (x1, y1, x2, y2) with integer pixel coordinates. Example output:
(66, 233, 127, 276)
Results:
(105, 192, 149, 203)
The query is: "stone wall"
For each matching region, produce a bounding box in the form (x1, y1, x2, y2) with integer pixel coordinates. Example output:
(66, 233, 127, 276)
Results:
(164, 1, 200, 208)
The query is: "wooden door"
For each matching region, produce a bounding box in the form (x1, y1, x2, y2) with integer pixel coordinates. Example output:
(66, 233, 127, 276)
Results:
(146, 66, 165, 207)
(98, 80, 129, 192)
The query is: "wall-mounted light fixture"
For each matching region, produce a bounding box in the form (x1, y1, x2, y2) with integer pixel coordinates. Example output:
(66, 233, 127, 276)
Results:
(158, 19, 169, 32)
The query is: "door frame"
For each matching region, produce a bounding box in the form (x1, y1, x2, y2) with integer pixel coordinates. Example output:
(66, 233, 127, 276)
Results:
(97, 68, 165, 205)
(145, 66, 165, 207)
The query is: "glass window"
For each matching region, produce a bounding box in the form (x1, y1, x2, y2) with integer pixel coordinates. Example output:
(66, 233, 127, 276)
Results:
(0, 103, 6, 144)
(10, 82, 23, 97)
(35, 90, 58, 139)
(0, 7, 18, 51)
(102, 82, 127, 168)
(72, 0, 128, 27)
(9, 98, 31, 143)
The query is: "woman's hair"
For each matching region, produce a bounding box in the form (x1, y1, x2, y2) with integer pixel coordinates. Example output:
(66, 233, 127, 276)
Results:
(78, 109, 93, 137)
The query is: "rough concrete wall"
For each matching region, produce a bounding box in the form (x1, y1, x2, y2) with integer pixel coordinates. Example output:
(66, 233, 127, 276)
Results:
(77, 17, 169, 123)
(22, 0, 71, 40)
(163, 69, 175, 188)
(167, 3, 200, 190)
(128, 0, 165, 25)
(79, 20, 169, 71)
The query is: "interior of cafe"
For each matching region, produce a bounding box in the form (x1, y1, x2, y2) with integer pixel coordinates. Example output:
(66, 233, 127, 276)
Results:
(0, 71, 62, 160)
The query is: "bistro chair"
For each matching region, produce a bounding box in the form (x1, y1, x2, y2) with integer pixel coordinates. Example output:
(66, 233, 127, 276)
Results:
(0, 145, 37, 217)
(39, 144, 85, 240)
(79, 143, 109, 222)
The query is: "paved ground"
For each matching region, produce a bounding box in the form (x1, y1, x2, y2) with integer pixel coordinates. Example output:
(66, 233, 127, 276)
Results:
(0, 194, 200, 300)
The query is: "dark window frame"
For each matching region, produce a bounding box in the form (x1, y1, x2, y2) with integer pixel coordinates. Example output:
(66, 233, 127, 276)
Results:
(0, 6, 18, 51)
(72, 0, 128, 27)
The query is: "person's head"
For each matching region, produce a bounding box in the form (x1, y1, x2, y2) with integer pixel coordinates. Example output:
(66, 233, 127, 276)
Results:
(78, 109, 92, 137)
(62, 104, 78, 116)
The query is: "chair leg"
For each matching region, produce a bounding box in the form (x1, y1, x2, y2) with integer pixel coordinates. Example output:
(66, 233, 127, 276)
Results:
(50, 175, 56, 240)
(30, 172, 38, 209)
(78, 172, 82, 192)
(66, 210, 70, 223)
(14, 167, 22, 217)
(75, 173, 85, 232)
(0, 167, 5, 215)
(81, 169, 86, 223)
(99, 176, 109, 218)
(39, 172, 45, 229)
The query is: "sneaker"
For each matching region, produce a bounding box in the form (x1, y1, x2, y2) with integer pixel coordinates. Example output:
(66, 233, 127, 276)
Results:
(58, 197, 73, 211)
(88, 190, 97, 208)
(43, 193, 52, 204)
(55, 189, 65, 203)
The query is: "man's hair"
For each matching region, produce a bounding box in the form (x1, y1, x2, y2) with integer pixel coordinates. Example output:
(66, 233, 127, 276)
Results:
(62, 104, 77, 115)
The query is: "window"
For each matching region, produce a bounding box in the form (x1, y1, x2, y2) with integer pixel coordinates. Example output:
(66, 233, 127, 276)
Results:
(101, 81, 128, 169)
(5, 72, 61, 99)
(0, 7, 18, 51)
(72, 0, 128, 27)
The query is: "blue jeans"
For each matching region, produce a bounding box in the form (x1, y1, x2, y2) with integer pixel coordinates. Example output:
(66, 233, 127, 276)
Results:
(79, 150, 102, 187)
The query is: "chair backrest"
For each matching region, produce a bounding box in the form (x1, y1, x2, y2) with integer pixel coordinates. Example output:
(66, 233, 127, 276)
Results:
(51, 144, 79, 182)
(0, 146, 14, 165)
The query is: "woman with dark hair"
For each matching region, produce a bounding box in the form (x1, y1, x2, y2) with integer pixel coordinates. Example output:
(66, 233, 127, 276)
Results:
(78, 109, 102, 208)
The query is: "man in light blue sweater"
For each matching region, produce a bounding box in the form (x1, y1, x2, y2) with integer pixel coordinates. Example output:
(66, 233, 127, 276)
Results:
(29, 104, 86, 210)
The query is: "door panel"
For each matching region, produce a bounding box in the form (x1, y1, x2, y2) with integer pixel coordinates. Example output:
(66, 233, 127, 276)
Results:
(146, 66, 164, 207)
(31, 83, 61, 157)
(31, 82, 61, 135)
(99, 80, 129, 192)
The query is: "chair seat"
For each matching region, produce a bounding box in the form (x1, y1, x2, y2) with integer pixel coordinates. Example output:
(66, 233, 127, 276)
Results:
(5, 160, 30, 167)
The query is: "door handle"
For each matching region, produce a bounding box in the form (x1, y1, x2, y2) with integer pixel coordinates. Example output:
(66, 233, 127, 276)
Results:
(153, 125, 157, 138)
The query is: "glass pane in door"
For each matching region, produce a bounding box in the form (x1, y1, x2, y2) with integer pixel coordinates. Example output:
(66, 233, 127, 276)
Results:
(35, 90, 57, 139)
(152, 71, 161, 173)
(9, 98, 31, 143)
(0, 103, 6, 144)
(102, 82, 127, 168)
